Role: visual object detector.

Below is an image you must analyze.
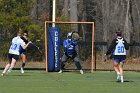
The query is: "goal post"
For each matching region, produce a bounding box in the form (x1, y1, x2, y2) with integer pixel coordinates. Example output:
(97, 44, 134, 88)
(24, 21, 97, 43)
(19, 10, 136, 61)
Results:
(44, 21, 94, 73)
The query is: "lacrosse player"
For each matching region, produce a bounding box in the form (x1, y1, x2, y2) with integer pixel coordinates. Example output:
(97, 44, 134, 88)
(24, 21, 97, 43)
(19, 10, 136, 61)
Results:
(1, 31, 31, 76)
(19, 30, 29, 73)
(58, 32, 83, 74)
(105, 30, 129, 83)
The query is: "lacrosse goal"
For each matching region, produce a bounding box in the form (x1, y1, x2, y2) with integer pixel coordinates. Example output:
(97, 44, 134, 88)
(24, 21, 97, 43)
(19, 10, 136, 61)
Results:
(44, 21, 94, 73)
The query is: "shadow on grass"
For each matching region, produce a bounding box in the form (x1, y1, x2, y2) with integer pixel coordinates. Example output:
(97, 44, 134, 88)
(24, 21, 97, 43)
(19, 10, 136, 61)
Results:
(124, 80, 134, 82)
(114, 80, 134, 83)
(10, 74, 31, 76)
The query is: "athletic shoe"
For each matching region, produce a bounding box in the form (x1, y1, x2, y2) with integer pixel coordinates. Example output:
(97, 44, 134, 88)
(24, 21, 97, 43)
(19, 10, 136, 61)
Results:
(1, 73, 5, 76)
(58, 70, 63, 73)
(121, 76, 124, 83)
(80, 70, 84, 74)
(117, 74, 120, 81)
(21, 67, 24, 73)
(7, 69, 11, 74)
(121, 80, 124, 83)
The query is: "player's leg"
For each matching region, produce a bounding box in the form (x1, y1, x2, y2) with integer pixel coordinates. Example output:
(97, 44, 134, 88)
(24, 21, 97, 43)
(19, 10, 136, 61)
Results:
(19, 49, 27, 73)
(7, 54, 19, 73)
(73, 55, 83, 74)
(1, 63, 11, 76)
(21, 54, 26, 73)
(1, 54, 12, 76)
(113, 59, 121, 81)
(8, 58, 17, 73)
(119, 61, 124, 83)
(1, 54, 13, 76)
(58, 54, 68, 73)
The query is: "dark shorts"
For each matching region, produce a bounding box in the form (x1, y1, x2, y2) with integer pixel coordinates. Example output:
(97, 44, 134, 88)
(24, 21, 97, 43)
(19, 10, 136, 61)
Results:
(8, 54, 19, 63)
(19, 48, 26, 55)
(113, 55, 126, 63)
(114, 58, 125, 63)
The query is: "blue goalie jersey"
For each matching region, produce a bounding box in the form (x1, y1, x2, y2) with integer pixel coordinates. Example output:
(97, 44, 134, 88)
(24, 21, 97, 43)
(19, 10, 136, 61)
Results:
(63, 40, 78, 57)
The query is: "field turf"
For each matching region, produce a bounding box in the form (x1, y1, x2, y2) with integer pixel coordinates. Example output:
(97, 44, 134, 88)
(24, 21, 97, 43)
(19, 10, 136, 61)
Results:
(0, 70, 140, 93)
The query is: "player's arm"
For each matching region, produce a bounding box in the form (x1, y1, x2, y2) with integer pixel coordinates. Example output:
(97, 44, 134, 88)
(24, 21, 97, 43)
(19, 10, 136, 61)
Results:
(71, 41, 78, 46)
(21, 41, 32, 49)
(123, 39, 129, 50)
(106, 39, 117, 55)
(103, 39, 116, 61)
(21, 36, 29, 44)
(63, 40, 68, 48)
(63, 40, 68, 52)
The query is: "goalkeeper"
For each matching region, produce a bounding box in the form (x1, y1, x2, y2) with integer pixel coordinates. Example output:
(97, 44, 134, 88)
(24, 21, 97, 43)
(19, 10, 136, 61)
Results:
(58, 32, 84, 74)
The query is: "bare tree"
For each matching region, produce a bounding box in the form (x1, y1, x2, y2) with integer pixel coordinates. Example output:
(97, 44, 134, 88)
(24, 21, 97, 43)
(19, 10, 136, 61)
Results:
(70, 0, 78, 31)
(124, 0, 131, 44)
(102, 0, 110, 58)
(62, 0, 69, 17)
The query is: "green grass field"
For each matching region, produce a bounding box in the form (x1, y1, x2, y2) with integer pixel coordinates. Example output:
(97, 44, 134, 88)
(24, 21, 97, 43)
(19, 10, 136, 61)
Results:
(0, 70, 140, 93)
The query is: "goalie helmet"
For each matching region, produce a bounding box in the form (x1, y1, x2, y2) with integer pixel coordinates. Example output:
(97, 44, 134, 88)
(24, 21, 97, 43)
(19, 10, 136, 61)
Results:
(67, 32, 72, 38)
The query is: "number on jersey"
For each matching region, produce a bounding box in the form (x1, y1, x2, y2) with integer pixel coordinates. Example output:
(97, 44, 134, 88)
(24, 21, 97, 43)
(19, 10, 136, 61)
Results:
(117, 46, 124, 53)
(11, 43, 18, 50)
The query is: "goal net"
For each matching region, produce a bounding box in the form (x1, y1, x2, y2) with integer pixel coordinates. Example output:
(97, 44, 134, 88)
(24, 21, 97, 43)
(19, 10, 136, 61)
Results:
(44, 21, 94, 73)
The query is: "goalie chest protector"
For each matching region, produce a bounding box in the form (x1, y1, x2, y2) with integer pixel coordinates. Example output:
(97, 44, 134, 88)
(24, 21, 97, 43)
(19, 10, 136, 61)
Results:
(64, 40, 77, 56)
(114, 38, 126, 55)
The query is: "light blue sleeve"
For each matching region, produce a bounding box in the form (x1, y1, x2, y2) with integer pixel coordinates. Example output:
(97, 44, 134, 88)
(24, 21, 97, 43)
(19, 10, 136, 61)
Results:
(71, 41, 78, 46)
(63, 40, 67, 48)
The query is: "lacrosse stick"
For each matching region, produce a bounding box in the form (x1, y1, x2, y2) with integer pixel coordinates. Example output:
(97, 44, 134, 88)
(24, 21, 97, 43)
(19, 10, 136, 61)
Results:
(31, 43, 42, 54)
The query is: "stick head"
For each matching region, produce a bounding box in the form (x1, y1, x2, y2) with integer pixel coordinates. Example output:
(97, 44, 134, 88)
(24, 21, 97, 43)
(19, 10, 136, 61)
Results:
(71, 32, 80, 41)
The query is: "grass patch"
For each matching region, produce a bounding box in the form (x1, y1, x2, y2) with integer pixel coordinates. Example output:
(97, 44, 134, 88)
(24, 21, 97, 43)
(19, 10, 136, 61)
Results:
(0, 70, 140, 93)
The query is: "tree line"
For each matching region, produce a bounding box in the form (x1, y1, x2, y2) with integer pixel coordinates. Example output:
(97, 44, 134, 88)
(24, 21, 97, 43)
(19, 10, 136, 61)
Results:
(0, 0, 140, 61)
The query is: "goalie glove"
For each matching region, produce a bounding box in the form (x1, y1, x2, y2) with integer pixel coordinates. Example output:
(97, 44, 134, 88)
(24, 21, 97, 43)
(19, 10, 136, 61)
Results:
(71, 32, 80, 41)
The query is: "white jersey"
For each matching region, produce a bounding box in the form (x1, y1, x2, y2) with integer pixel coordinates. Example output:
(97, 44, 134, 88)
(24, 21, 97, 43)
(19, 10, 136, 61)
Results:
(9, 36, 25, 55)
(114, 38, 126, 55)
